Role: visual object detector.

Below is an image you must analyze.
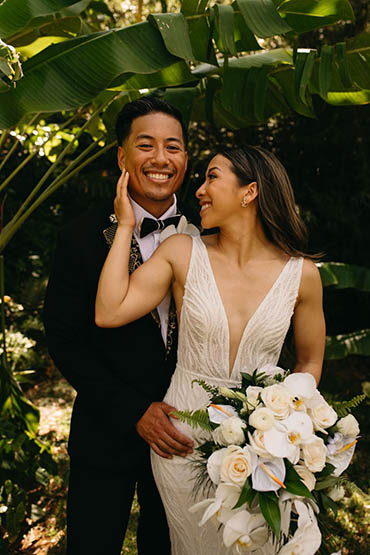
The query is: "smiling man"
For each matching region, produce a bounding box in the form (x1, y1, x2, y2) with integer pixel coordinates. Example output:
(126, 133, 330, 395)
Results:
(44, 97, 195, 555)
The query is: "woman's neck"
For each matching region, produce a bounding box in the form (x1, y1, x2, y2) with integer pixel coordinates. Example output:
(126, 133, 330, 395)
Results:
(215, 216, 280, 267)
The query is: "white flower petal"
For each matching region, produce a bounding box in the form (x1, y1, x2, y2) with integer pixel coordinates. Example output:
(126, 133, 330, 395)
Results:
(283, 373, 317, 400)
(252, 457, 286, 492)
(207, 448, 228, 484)
(208, 404, 238, 424)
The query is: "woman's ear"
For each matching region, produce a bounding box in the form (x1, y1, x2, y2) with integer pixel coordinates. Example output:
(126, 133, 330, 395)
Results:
(241, 181, 258, 207)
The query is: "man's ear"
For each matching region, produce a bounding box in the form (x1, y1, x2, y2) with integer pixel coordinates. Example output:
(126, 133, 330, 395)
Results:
(117, 146, 125, 171)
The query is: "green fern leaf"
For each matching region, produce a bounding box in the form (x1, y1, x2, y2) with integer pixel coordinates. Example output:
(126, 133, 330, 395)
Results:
(172, 409, 213, 431)
(327, 394, 366, 418)
(191, 379, 219, 398)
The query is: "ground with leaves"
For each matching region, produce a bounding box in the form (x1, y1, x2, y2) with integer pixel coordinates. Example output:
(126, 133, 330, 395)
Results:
(7, 357, 370, 555)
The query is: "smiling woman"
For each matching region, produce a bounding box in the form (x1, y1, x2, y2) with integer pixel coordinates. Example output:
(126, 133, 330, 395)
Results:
(95, 144, 325, 555)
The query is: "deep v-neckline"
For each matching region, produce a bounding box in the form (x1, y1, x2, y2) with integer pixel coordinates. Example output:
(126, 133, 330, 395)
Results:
(198, 238, 293, 377)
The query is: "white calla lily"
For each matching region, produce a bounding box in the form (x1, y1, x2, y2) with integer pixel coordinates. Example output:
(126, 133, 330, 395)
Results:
(326, 432, 357, 476)
(252, 457, 286, 492)
(208, 404, 238, 424)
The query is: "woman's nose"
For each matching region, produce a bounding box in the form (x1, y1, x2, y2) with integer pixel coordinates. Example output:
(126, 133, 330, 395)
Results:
(195, 181, 206, 198)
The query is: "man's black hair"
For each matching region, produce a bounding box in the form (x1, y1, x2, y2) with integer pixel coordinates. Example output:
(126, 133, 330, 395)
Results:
(115, 95, 188, 147)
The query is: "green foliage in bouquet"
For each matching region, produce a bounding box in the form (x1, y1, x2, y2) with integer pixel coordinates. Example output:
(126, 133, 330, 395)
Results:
(326, 393, 366, 418)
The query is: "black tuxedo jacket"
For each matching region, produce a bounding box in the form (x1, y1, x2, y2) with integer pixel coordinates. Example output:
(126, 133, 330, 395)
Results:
(44, 198, 197, 471)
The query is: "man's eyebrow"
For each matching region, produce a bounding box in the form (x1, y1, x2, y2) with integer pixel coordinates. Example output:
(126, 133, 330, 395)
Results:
(135, 134, 183, 144)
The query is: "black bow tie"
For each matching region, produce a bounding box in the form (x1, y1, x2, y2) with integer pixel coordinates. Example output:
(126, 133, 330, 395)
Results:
(138, 215, 182, 238)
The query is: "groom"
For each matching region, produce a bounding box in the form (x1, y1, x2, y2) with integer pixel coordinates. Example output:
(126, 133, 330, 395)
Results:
(44, 96, 195, 554)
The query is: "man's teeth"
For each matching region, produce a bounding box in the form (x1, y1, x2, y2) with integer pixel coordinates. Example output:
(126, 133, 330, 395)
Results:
(146, 173, 170, 180)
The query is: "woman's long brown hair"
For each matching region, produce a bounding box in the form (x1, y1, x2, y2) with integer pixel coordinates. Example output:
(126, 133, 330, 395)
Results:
(218, 146, 319, 259)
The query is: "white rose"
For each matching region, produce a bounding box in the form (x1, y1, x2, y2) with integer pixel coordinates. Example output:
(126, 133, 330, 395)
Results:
(249, 407, 275, 431)
(220, 445, 257, 486)
(336, 414, 360, 437)
(308, 397, 337, 433)
(293, 464, 316, 491)
(213, 416, 246, 446)
(245, 386, 263, 409)
(327, 484, 345, 502)
(260, 384, 292, 419)
(248, 430, 274, 459)
(207, 448, 228, 484)
(302, 436, 326, 472)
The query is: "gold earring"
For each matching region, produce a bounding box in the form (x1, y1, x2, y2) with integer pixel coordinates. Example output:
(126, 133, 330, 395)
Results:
(241, 196, 249, 208)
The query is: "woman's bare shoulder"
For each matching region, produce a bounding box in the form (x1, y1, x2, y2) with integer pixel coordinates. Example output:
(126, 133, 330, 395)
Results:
(157, 233, 195, 260)
(299, 258, 323, 299)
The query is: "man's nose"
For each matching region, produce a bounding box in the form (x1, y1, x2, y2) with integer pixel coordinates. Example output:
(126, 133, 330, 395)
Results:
(151, 146, 169, 165)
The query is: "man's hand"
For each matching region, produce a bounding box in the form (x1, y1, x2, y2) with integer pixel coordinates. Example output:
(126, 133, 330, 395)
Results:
(136, 402, 194, 459)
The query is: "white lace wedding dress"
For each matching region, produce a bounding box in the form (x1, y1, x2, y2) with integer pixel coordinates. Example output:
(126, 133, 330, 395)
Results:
(151, 235, 303, 555)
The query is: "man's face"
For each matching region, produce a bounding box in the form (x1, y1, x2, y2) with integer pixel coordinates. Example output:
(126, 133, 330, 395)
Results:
(117, 112, 188, 215)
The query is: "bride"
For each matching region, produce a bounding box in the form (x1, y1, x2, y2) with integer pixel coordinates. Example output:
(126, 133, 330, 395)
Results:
(95, 145, 325, 554)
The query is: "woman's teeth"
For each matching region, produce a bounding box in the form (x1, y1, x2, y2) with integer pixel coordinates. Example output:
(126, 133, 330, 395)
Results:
(201, 203, 212, 212)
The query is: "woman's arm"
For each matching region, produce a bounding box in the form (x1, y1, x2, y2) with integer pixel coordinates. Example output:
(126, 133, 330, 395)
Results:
(95, 170, 174, 328)
(292, 259, 326, 385)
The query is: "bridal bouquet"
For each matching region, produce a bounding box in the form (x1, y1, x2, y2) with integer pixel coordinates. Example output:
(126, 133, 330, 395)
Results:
(175, 366, 362, 555)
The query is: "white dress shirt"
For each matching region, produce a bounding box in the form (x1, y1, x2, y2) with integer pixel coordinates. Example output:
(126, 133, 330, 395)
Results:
(130, 194, 178, 345)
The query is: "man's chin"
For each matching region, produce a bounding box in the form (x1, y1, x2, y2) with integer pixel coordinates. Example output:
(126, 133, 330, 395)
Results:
(144, 192, 176, 203)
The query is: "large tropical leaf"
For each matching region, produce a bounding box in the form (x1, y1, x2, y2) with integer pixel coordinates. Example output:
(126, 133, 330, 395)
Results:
(0, 0, 89, 39)
(318, 262, 370, 291)
(276, 0, 354, 34)
(0, 22, 181, 129)
(311, 32, 370, 105)
(0, 5, 369, 130)
(148, 13, 195, 62)
(236, 0, 292, 38)
(8, 17, 83, 49)
(325, 329, 370, 359)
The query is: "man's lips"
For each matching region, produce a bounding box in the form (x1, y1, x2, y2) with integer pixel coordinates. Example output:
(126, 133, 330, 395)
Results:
(144, 171, 174, 181)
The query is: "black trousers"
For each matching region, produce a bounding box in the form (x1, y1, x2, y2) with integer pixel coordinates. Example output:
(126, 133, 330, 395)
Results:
(67, 459, 171, 554)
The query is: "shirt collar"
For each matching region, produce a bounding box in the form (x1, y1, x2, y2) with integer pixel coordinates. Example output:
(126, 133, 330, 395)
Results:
(129, 194, 178, 236)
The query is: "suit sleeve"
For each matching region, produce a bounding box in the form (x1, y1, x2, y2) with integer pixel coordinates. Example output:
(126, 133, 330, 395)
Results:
(43, 227, 152, 429)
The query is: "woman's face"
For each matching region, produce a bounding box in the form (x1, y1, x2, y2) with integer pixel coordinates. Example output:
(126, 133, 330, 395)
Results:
(195, 154, 243, 228)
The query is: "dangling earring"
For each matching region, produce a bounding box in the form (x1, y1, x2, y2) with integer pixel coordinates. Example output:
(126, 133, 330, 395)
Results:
(241, 196, 249, 208)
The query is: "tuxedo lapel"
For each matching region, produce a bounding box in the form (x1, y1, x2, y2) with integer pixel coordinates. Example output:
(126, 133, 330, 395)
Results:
(102, 221, 161, 329)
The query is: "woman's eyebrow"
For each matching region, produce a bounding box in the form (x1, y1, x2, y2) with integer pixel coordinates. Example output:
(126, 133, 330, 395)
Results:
(207, 166, 221, 173)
